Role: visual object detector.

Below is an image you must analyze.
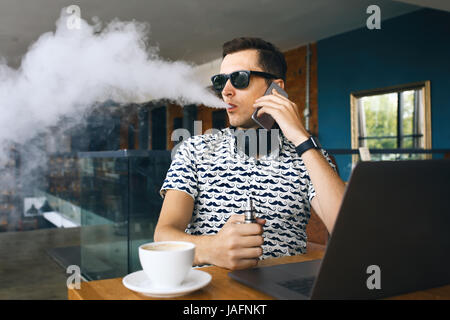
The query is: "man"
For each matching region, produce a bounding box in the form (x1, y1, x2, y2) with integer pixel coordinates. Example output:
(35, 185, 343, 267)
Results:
(154, 37, 346, 270)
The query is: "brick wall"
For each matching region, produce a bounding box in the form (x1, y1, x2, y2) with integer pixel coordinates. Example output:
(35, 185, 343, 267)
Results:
(166, 103, 183, 150)
(119, 105, 139, 149)
(283, 43, 318, 137)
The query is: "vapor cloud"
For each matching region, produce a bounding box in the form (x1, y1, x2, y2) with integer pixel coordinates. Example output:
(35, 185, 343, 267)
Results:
(0, 8, 227, 161)
(0, 9, 229, 222)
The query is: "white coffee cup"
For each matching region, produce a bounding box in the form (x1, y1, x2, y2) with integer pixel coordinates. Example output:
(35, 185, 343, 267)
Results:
(138, 241, 195, 289)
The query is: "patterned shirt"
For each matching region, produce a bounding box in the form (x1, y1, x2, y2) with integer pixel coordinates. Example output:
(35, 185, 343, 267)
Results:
(160, 127, 335, 259)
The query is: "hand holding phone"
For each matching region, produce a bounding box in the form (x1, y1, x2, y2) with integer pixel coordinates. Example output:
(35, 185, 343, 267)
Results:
(251, 82, 289, 130)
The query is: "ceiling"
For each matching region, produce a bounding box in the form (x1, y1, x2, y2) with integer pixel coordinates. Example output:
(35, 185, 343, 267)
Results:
(0, 0, 443, 68)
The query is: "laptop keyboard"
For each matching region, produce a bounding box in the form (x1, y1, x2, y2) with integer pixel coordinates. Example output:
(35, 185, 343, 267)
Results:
(277, 276, 316, 296)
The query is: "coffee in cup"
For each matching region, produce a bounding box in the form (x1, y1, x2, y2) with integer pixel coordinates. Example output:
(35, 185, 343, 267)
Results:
(138, 241, 195, 289)
(141, 243, 189, 251)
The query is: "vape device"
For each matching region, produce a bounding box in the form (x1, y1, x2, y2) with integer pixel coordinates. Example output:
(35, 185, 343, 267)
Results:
(244, 197, 256, 224)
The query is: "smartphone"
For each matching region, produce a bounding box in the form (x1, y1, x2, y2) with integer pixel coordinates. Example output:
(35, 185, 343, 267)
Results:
(251, 82, 289, 130)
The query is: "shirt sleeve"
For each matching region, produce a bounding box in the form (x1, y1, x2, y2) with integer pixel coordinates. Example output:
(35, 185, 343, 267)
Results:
(160, 139, 198, 200)
(308, 149, 337, 202)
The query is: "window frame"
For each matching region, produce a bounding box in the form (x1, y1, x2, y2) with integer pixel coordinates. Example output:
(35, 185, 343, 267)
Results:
(350, 81, 431, 163)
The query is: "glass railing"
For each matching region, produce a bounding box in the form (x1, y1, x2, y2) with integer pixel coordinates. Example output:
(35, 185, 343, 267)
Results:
(77, 150, 171, 280)
(33, 189, 82, 227)
(327, 148, 450, 181)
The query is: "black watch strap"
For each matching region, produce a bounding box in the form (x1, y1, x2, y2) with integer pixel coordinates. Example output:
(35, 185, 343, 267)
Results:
(295, 136, 321, 157)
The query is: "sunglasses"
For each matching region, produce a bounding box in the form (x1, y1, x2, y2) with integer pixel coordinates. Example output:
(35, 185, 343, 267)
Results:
(211, 70, 278, 93)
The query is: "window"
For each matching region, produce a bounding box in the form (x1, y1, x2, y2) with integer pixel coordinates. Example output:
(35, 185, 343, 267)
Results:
(173, 117, 182, 131)
(183, 104, 197, 136)
(212, 110, 227, 129)
(350, 81, 431, 162)
(151, 106, 167, 150)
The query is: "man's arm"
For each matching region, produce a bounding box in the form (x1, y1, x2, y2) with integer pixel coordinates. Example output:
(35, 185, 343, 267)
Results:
(302, 149, 346, 234)
(253, 87, 346, 234)
(154, 190, 210, 266)
(154, 189, 265, 269)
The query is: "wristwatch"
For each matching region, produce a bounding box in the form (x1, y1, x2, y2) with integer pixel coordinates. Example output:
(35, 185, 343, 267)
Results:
(295, 136, 321, 157)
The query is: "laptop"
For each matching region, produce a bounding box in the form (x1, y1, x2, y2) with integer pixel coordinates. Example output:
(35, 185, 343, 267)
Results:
(229, 159, 450, 299)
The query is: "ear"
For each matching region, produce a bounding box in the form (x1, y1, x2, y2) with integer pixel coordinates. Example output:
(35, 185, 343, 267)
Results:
(273, 79, 285, 90)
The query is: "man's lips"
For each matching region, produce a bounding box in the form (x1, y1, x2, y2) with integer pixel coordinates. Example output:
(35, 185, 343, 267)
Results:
(227, 103, 238, 111)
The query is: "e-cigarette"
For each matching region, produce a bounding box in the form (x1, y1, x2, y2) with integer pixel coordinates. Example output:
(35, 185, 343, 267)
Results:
(244, 197, 257, 224)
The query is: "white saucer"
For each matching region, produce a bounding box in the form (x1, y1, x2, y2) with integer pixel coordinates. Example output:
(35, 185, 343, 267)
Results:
(122, 269, 212, 298)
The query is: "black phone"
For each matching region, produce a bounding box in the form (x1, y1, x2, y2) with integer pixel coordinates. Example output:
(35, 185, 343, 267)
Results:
(251, 82, 289, 130)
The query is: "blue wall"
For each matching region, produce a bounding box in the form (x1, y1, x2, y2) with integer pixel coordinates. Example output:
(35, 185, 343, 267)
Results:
(317, 8, 450, 180)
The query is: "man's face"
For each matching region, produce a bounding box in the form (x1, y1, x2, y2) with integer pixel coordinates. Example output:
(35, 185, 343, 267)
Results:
(220, 49, 269, 129)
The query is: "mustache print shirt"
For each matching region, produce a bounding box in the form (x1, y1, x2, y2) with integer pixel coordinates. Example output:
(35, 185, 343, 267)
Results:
(160, 127, 336, 259)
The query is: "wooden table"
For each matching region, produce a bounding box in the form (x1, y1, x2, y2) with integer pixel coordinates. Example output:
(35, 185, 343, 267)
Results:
(68, 250, 450, 300)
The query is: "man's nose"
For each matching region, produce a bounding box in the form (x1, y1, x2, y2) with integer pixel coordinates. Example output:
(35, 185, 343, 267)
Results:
(221, 79, 235, 98)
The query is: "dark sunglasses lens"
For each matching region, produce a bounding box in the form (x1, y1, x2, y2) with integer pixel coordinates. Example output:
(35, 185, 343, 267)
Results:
(230, 71, 250, 89)
(212, 74, 227, 92)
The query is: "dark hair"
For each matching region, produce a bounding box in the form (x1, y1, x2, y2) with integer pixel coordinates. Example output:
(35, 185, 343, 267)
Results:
(222, 37, 287, 84)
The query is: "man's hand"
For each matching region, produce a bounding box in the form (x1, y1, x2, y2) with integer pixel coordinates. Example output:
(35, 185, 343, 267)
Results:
(253, 88, 310, 146)
(208, 214, 266, 270)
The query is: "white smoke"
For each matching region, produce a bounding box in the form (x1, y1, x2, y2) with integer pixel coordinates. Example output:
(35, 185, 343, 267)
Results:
(0, 9, 228, 220)
(0, 9, 227, 160)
